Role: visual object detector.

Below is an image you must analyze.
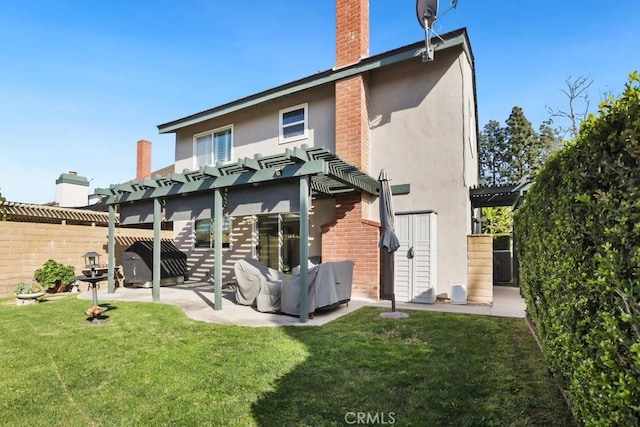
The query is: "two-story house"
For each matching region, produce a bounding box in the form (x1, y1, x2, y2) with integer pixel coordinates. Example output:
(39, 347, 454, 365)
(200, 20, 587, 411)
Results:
(100, 0, 478, 308)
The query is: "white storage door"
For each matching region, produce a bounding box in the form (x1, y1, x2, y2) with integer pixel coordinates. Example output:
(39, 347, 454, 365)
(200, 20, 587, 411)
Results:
(394, 212, 437, 303)
(394, 214, 412, 302)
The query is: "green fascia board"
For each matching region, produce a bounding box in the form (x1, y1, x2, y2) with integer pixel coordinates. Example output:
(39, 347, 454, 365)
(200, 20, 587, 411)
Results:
(391, 184, 410, 195)
(157, 29, 468, 134)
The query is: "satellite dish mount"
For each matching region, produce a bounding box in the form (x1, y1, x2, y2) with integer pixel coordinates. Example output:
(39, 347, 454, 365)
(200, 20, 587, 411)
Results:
(416, 0, 458, 62)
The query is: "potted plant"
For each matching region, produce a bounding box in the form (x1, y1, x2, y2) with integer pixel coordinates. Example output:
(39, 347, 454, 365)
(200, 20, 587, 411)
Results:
(14, 282, 46, 305)
(34, 259, 76, 293)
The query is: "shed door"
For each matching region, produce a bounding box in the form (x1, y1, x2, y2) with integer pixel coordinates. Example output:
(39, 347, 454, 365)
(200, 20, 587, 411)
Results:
(394, 212, 437, 303)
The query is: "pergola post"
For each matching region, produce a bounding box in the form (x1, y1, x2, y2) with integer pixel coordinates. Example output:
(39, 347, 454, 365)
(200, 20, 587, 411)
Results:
(213, 188, 223, 310)
(299, 176, 310, 323)
(107, 204, 116, 294)
(152, 197, 161, 301)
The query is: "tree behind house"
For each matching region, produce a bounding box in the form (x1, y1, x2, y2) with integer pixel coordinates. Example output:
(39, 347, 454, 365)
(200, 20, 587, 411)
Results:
(478, 107, 562, 234)
(479, 107, 561, 186)
(504, 106, 540, 182)
(479, 120, 509, 185)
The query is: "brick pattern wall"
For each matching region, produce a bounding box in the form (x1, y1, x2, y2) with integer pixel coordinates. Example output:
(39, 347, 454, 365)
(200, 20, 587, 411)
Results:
(467, 235, 493, 304)
(136, 139, 152, 180)
(0, 221, 171, 297)
(335, 0, 369, 68)
(326, 0, 378, 300)
(322, 193, 380, 300)
(335, 74, 370, 171)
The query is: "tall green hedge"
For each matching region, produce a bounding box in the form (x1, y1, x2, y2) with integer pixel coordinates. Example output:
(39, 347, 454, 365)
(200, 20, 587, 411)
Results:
(514, 72, 640, 425)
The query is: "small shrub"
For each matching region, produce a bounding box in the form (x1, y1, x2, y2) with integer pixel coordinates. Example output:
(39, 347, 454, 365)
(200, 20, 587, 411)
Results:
(34, 259, 76, 291)
(13, 282, 43, 295)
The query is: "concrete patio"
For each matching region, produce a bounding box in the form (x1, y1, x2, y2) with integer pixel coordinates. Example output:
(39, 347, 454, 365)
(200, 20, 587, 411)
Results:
(77, 283, 526, 327)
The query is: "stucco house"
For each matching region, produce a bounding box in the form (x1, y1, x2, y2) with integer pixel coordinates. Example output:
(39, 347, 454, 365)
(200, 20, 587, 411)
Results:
(97, 0, 478, 311)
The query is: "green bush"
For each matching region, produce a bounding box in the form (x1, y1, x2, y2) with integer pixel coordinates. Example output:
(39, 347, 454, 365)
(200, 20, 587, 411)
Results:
(33, 259, 76, 290)
(514, 72, 640, 425)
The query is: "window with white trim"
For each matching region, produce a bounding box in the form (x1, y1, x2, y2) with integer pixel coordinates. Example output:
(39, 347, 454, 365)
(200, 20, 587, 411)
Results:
(279, 103, 308, 144)
(194, 126, 233, 168)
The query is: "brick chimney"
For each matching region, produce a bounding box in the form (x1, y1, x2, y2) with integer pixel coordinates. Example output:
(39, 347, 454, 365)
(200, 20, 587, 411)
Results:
(335, 0, 369, 68)
(322, 0, 380, 300)
(136, 139, 152, 180)
(334, 0, 370, 171)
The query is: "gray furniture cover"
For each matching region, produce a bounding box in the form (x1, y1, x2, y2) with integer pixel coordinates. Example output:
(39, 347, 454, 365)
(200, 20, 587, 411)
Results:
(234, 258, 284, 313)
(233, 258, 354, 315)
(281, 260, 354, 316)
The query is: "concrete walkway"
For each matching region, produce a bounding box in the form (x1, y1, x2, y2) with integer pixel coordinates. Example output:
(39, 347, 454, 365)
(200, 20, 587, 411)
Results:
(370, 285, 526, 318)
(77, 284, 526, 327)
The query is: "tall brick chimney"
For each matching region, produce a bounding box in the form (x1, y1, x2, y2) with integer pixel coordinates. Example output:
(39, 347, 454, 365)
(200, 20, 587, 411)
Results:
(335, 0, 369, 68)
(322, 0, 380, 300)
(334, 0, 370, 171)
(136, 139, 152, 180)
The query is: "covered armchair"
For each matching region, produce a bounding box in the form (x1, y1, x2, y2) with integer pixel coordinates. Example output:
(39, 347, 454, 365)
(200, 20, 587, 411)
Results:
(281, 260, 354, 316)
(233, 258, 284, 313)
(233, 258, 354, 315)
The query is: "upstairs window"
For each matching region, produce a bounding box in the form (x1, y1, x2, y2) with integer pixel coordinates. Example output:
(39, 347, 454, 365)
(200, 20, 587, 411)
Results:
(194, 126, 233, 168)
(279, 103, 308, 144)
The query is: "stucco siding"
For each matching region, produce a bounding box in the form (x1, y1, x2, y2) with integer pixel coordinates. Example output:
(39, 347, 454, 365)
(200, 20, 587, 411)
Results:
(174, 86, 335, 173)
(369, 47, 477, 296)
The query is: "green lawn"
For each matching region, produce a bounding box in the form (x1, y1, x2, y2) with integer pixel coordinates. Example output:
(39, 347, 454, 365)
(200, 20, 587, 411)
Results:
(0, 295, 573, 426)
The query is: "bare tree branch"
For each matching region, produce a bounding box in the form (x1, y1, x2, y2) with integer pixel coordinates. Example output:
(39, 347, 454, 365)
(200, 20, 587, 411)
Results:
(546, 75, 593, 139)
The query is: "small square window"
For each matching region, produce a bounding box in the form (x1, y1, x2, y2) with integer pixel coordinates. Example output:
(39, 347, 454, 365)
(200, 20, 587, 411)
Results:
(279, 103, 308, 144)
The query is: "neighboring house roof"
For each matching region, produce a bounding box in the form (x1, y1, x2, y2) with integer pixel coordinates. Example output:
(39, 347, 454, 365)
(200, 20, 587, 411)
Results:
(0, 200, 115, 226)
(157, 28, 472, 134)
(150, 164, 174, 178)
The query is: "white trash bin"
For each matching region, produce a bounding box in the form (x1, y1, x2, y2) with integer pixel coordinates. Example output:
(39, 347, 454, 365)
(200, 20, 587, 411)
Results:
(451, 284, 467, 305)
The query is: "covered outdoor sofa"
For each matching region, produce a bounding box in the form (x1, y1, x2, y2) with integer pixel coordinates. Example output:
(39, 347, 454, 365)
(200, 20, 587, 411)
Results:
(233, 258, 354, 316)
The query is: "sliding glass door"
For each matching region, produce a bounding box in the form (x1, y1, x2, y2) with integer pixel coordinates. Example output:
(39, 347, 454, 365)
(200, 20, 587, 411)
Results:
(256, 213, 300, 273)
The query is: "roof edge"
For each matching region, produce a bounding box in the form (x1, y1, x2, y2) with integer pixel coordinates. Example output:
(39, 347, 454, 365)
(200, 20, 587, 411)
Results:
(157, 28, 470, 134)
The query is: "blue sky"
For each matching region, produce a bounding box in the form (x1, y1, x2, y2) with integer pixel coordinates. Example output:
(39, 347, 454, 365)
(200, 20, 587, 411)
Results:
(1, 0, 638, 204)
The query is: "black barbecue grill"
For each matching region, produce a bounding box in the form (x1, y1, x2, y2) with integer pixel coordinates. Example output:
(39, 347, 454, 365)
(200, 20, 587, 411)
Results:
(121, 241, 187, 286)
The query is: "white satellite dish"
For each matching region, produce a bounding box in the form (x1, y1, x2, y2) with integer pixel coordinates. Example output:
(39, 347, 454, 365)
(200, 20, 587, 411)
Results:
(416, 0, 458, 62)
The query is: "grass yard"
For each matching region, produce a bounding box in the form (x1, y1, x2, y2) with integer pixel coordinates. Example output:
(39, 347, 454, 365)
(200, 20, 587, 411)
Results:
(0, 295, 573, 426)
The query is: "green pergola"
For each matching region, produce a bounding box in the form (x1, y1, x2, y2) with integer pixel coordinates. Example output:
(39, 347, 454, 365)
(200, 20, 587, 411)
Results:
(469, 181, 531, 210)
(469, 180, 532, 286)
(95, 145, 379, 322)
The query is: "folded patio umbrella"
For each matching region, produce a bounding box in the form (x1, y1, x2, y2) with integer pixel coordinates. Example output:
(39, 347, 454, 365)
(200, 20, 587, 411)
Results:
(378, 169, 401, 311)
